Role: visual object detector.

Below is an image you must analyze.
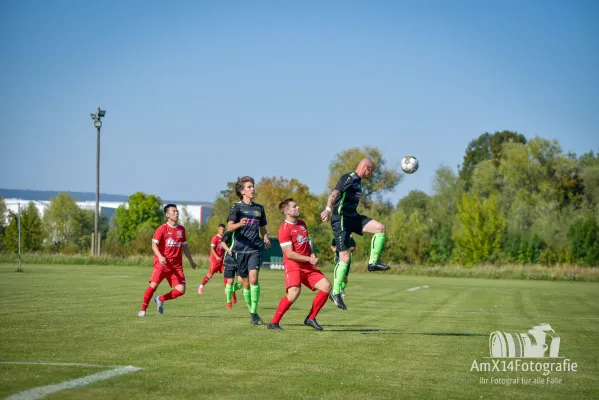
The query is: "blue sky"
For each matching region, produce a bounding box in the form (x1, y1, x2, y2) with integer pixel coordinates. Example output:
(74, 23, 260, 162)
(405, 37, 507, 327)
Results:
(1, 0, 597, 205)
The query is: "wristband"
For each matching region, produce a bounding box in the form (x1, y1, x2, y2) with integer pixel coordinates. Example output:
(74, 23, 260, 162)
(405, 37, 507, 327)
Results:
(325, 206, 332, 212)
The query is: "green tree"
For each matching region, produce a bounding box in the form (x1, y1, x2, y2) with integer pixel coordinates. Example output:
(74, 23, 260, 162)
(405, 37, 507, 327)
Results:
(327, 147, 402, 208)
(256, 176, 321, 229)
(453, 194, 505, 266)
(459, 130, 526, 189)
(427, 166, 460, 264)
(114, 192, 163, 244)
(578, 151, 599, 213)
(568, 217, 599, 266)
(76, 209, 109, 254)
(0, 196, 6, 252)
(389, 209, 432, 264)
(3, 202, 44, 253)
(42, 193, 84, 252)
(397, 190, 429, 216)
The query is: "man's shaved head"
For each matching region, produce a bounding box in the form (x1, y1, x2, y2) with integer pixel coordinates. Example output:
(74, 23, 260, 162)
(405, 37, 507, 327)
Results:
(356, 158, 374, 178)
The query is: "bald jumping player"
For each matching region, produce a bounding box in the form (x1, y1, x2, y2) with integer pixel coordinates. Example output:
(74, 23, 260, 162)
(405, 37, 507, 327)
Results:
(320, 158, 390, 310)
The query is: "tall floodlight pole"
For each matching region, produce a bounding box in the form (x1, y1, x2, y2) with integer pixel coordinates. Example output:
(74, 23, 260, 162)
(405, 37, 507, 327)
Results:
(17, 202, 22, 272)
(90, 107, 106, 256)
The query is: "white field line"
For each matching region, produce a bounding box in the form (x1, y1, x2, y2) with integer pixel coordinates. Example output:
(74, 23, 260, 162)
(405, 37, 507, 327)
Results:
(1, 362, 142, 400)
(407, 285, 429, 292)
(103, 275, 130, 278)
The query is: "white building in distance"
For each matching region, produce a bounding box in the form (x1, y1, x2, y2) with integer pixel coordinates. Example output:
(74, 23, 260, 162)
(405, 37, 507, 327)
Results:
(2, 199, 213, 225)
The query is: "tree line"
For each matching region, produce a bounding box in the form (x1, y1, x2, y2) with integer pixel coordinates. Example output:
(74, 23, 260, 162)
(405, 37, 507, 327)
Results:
(1, 131, 597, 266)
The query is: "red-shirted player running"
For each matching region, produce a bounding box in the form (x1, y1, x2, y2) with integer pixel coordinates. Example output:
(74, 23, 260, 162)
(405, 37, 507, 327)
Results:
(138, 204, 198, 316)
(267, 198, 332, 331)
(198, 224, 234, 302)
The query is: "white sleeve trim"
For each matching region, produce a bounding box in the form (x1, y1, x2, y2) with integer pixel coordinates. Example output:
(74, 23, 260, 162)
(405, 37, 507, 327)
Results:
(211, 244, 216, 247)
(280, 241, 292, 247)
(152, 239, 159, 244)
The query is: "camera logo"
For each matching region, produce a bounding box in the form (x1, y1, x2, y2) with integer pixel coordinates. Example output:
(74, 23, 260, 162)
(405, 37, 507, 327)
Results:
(489, 323, 560, 358)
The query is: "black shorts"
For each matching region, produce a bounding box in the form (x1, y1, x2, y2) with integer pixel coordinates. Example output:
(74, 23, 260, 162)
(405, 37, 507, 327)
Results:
(331, 214, 371, 252)
(223, 254, 238, 279)
(224, 251, 261, 279)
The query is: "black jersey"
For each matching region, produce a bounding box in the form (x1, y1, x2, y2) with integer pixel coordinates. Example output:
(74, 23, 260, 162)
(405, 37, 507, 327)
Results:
(227, 201, 267, 253)
(332, 172, 363, 217)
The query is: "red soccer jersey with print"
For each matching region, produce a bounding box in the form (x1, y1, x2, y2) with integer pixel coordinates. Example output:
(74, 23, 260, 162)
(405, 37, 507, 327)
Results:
(278, 220, 312, 271)
(152, 223, 187, 268)
(210, 234, 224, 261)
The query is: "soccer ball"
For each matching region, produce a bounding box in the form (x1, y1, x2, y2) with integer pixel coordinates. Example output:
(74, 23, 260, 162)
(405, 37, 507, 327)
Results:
(401, 156, 419, 174)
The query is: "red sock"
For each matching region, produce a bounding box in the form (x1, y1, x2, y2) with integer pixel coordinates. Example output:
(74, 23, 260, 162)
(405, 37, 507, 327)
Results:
(141, 286, 157, 311)
(308, 291, 329, 320)
(201, 275, 210, 286)
(271, 296, 293, 324)
(159, 289, 184, 302)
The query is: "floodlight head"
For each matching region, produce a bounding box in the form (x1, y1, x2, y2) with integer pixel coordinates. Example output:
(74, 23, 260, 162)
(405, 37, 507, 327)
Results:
(90, 113, 97, 120)
(98, 109, 106, 117)
(94, 120, 102, 128)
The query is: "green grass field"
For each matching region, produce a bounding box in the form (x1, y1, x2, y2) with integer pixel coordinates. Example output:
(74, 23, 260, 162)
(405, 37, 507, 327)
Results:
(1, 263, 598, 399)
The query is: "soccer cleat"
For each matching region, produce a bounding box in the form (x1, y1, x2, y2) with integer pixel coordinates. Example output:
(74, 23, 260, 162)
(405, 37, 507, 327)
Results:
(226, 302, 232, 309)
(267, 323, 284, 330)
(254, 313, 263, 325)
(367, 261, 390, 272)
(198, 285, 204, 294)
(330, 293, 347, 310)
(154, 296, 164, 314)
(232, 292, 237, 304)
(304, 317, 324, 331)
(250, 313, 258, 325)
(138, 311, 146, 317)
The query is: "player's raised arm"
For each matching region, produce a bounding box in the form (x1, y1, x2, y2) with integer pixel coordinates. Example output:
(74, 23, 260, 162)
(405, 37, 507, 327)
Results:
(320, 189, 340, 222)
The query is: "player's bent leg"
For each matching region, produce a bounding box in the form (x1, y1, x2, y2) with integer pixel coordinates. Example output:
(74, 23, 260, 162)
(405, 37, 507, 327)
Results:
(314, 278, 332, 294)
(363, 219, 390, 271)
(174, 283, 186, 294)
(268, 286, 300, 330)
(362, 219, 385, 234)
(305, 277, 329, 331)
(157, 283, 185, 313)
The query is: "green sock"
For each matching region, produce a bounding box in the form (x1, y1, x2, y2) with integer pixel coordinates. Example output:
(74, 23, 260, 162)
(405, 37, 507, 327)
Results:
(250, 284, 260, 314)
(242, 288, 252, 312)
(225, 284, 233, 303)
(369, 232, 386, 264)
(333, 261, 349, 295)
(340, 281, 347, 291)
(233, 282, 243, 291)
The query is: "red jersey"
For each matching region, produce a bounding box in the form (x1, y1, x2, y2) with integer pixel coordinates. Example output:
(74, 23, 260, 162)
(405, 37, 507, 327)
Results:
(210, 234, 224, 260)
(152, 223, 187, 267)
(278, 219, 312, 271)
